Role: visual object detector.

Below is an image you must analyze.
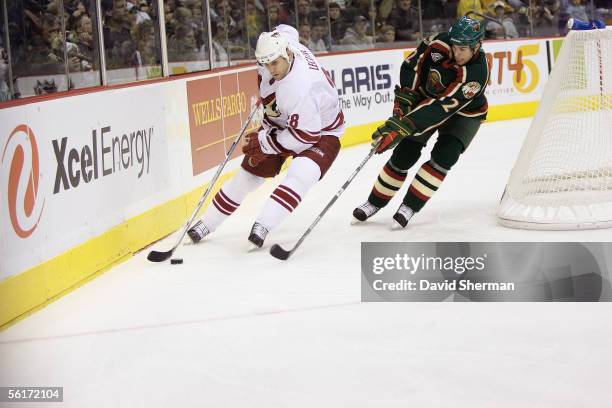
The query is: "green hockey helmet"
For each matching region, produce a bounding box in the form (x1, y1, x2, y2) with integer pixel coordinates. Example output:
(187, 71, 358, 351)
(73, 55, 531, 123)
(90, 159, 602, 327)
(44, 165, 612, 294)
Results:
(449, 16, 485, 48)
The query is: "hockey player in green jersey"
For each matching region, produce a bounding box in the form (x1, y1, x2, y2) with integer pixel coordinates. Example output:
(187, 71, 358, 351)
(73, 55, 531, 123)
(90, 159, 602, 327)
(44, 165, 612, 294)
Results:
(353, 16, 490, 227)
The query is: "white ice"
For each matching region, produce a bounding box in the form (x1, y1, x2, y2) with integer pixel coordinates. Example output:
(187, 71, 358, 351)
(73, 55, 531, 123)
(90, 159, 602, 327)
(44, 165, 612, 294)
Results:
(1, 118, 611, 407)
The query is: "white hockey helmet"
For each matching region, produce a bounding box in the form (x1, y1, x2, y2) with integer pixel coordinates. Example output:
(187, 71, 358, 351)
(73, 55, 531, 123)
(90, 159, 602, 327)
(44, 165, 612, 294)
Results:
(255, 30, 290, 65)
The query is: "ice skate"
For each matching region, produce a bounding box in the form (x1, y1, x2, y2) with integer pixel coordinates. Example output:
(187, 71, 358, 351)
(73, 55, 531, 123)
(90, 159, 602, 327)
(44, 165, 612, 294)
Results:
(187, 221, 211, 243)
(392, 204, 414, 228)
(248, 222, 269, 249)
(352, 201, 380, 223)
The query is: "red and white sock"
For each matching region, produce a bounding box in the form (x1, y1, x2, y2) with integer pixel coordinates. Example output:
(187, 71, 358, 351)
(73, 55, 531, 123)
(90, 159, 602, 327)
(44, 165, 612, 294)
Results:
(256, 157, 320, 231)
(261, 184, 303, 228)
(200, 168, 264, 232)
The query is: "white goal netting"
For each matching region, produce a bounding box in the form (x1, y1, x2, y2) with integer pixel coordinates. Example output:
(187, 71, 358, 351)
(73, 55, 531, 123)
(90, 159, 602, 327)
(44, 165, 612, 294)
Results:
(497, 28, 612, 230)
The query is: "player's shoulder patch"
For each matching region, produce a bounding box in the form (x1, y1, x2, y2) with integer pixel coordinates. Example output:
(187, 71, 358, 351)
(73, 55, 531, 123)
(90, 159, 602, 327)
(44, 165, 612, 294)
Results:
(461, 81, 481, 99)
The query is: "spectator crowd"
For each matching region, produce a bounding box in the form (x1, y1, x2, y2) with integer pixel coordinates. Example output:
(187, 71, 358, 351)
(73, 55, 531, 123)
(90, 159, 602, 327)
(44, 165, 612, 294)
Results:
(2, 0, 610, 98)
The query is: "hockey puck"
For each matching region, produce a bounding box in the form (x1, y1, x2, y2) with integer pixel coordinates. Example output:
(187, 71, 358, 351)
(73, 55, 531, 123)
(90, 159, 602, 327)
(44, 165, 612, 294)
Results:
(170, 258, 183, 265)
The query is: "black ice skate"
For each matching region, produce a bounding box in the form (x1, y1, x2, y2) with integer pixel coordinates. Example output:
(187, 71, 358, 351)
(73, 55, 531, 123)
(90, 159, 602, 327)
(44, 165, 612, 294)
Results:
(393, 204, 415, 228)
(248, 222, 269, 248)
(352, 201, 380, 223)
(187, 220, 210, 243)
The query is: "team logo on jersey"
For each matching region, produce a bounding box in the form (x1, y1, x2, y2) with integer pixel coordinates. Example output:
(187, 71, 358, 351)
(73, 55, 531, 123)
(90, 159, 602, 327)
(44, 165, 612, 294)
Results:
(461, 81, 481, 99)
(263, 93, 281, 118)
(431, 52, 443, 62)
(426, 69, 446, 96)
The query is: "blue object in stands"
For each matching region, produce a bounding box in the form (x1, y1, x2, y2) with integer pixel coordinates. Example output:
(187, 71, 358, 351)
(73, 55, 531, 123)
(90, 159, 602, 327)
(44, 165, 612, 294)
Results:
(568, 18, 606, 30)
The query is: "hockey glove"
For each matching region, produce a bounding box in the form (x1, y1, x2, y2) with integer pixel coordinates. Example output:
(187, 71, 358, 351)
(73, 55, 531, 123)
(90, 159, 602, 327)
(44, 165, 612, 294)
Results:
(392, 86, 419, 118)
(371, 116, 416, 153)
(242, 128, 284, 167)
(242, 130, 268, 167)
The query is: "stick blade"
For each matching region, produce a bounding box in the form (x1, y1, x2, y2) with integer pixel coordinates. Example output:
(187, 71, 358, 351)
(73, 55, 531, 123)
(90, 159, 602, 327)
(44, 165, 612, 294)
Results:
(147, 250, 173, 263)
(269, 244, 292, 260)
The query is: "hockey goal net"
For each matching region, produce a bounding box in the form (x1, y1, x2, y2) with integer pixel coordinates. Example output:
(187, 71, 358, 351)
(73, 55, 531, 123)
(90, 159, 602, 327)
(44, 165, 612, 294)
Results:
(497, 28, 612, 230)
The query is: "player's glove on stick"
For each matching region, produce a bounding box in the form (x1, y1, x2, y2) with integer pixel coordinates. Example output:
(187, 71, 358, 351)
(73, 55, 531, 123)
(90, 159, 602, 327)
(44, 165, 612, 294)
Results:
(392, 85, 419, 118)
(372, 116, 416, 154)
(242, 128, 281, 166)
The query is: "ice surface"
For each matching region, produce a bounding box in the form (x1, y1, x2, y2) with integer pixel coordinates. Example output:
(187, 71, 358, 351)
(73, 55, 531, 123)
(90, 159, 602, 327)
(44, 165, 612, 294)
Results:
(1, 118, 611, 407)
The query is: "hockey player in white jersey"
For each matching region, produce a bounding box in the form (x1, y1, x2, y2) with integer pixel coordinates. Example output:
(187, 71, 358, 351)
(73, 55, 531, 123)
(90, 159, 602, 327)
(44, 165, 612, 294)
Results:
(188, 25, 345, 248)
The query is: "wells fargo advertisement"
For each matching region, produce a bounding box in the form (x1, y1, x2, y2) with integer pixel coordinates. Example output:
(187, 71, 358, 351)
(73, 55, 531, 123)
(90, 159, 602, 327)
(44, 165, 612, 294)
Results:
(186, 68, 260, 176)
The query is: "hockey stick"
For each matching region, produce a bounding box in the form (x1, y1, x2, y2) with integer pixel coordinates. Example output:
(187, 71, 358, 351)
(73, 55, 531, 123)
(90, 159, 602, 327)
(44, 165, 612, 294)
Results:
(147, 101, 261, 262)
(270, 143, 379, 261)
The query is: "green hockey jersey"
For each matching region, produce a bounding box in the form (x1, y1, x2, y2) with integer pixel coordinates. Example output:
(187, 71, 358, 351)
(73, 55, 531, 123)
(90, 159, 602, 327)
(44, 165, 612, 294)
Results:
(399, 32, 490, 135)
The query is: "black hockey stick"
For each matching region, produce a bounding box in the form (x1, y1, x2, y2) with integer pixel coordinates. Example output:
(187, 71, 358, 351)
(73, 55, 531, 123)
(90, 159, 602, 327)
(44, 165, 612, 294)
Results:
(270, 143, 379, 260)
(147, 102, 261, 262)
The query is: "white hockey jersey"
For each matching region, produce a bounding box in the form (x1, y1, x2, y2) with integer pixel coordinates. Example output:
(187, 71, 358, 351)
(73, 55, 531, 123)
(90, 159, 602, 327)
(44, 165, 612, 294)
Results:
(258, 26, 345, 154)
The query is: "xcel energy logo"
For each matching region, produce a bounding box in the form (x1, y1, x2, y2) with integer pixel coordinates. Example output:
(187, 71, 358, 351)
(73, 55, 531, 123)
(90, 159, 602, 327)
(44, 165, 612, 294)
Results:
(2, 124, 45, 238)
